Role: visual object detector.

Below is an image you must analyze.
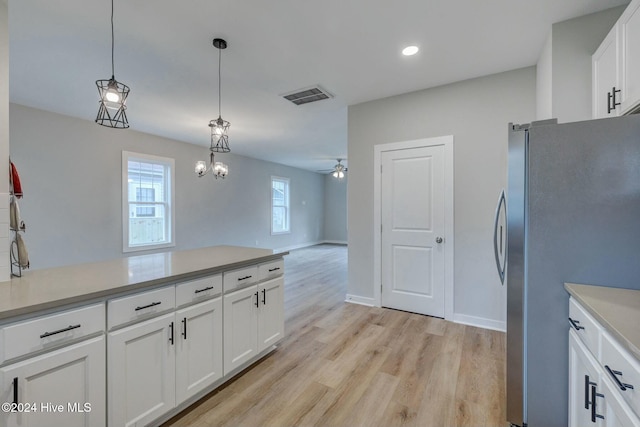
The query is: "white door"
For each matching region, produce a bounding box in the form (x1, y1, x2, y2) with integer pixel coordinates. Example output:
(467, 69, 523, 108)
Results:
(601, 376, 640, 427)
(175, 297, 223, 405)
(381, 145, 446, 317)
(0, 336, 105, 427)
(569, 330, 604, 427)
(620, 1, 640, 113)
(223, 286, 258, 375)
(258, 277, 284, 352)
(593, 25, 620, 118)
(108, 313, 176, 427)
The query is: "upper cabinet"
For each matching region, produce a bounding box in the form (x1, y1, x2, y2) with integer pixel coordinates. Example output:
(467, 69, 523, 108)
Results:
(593, 0, 640, 118)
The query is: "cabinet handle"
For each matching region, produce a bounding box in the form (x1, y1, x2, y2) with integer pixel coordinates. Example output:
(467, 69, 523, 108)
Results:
(605, 365, 635, 391)
(268, 267, 280, 272)
(608, 91, 614, 114)
(590, 384, 605, 422)
(238, 275, 253, 281)
(255, 291, 259, 307)
(568, 317, 585, 331)
(182, 317, 187, 340)
(40, 324, 81, 339)
(135, 301, 161, 311)
(262, 288, 266, 305)
(12, 377, 18, 405)
(194, 286, 214, 294)
(584, 375, 591, 409)
(169, 321, 174, 345)
(612, 86, 621, 110)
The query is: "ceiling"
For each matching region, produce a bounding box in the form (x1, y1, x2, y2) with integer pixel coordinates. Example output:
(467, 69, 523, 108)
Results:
(8, 0, 629, 172)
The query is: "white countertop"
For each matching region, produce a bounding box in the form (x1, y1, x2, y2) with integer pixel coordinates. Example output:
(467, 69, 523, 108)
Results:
(565, 282, 640, 361)
(0, 246, 286, 321)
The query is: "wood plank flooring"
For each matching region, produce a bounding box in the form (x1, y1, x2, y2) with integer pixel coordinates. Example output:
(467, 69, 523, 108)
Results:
(163, 244, 507, 427)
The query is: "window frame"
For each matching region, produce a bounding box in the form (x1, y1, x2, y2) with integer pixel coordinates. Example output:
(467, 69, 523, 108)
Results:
(122, 151, 176, 253)
(271, 176, 290, 235)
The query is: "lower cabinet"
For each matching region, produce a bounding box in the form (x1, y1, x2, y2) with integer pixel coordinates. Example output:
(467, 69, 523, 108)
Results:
(569, 329, 604, 427)
(0, 336, 106, 427)
(108, 298, 223, 427)
(224, 276, 284, 375)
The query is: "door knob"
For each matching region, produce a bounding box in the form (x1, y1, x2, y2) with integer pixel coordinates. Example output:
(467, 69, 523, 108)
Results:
(436, 237, 443, 244)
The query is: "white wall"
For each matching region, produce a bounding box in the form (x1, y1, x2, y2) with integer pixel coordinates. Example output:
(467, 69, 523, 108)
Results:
(323, 173, 347, 243)
(0, 0, 9, 281)
(9, 104, 325, 270)
(348, 67, 536, 330)
(536, 31, 553, 120)
(551, 6, 625, 123)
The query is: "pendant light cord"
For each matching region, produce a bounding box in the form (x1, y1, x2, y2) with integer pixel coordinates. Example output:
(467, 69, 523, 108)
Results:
(111, 0, 115, 78)
(218, 45, 222, 116)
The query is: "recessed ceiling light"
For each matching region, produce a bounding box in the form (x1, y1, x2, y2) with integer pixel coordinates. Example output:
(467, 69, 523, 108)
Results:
(402, 45, 419, 56)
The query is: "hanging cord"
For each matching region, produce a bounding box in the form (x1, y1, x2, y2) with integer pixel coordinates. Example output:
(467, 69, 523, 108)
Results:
(111, 0, 115, 78)
(218, 45, 222, 117)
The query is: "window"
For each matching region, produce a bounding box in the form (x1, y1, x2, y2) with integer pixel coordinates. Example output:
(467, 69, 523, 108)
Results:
(271, 177, 290, 234)
(122, 151, 175, 252)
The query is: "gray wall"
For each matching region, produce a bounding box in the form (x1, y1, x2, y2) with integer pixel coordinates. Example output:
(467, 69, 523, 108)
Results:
(550, 6, 625, 123)
(536, 32, 553, 120)
(348, 67, 536, 329)
(0, 0, 9, 281)
(323, 173, 347, 243)
(10, 104, 325, 270)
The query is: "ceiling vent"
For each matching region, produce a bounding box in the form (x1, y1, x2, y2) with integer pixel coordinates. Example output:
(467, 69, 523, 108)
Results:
(282, 85, 333, 106)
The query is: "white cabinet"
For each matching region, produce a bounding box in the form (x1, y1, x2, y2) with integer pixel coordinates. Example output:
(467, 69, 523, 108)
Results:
(175, 297, 223, 405)
(593, 0, 640, 117)
(602, 376, 640, 427)
(108, 312, 176, 427)
(569, 329, 605, 427)
(224, 276, 284, 375)
(0, 336, 106, 427)
(620, 0, 640, 114)
(593, 25, 621, 118)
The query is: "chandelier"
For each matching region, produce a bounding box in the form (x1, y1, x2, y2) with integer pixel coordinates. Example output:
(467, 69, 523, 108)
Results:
(196, 38, 230, 179)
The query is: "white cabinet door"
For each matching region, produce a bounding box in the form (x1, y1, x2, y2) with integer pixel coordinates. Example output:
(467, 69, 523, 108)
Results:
(175, 297, 223, 405)
(569, 330, 605, 427)
(0, 336, 106, 427)
(593, 25, 620, 118)
(601, 376, 640, 427)
(620, 0, 640, 113)
(223, 286, 258, 375)
(108, 313, 175, 427)
(258, 277, 284, 352)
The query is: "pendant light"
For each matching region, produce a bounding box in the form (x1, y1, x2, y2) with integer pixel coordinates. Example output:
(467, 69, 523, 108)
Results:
(195, 38, 230, 179)
(95, 0, 130, 129)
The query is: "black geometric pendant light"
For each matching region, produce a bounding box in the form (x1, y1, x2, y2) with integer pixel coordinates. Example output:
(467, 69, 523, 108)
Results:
(95, 0, 130, 129)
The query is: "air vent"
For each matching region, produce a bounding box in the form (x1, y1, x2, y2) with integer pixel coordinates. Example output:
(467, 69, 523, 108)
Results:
(282, 86, 333, 106)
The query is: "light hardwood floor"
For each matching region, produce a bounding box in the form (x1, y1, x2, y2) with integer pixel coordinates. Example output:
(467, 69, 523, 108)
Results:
(163, 244, 507, 427)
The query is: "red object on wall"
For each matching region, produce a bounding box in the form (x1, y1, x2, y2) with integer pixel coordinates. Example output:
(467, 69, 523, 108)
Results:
(10, 162, 23, 198)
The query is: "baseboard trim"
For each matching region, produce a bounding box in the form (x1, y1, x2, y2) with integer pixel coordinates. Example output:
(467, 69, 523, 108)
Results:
(452, 313, 506, 332)
(274, 241, 323, 253)
(345, 294, 375, 307)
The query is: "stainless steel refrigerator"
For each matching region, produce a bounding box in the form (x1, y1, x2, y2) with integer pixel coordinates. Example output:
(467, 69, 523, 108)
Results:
(494, 115, 640, 427)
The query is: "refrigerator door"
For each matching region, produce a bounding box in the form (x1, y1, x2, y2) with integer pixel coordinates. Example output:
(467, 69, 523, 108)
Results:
(506, 124, 527, 426)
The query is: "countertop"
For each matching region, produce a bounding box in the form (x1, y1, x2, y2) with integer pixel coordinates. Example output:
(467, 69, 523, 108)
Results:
(0, 246, 287, 322)
(565, 282, 640, 361)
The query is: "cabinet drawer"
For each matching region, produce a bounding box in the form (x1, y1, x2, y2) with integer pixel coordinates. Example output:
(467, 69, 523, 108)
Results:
(569, 298, 602, 358)
(223, 265, 258, 293)
(601, 330, 640, 418)
(258, 259, 284, 281)
(176, 274, 222, 308)
(108, 286, 175, 330)
(0, 303, 105, 364)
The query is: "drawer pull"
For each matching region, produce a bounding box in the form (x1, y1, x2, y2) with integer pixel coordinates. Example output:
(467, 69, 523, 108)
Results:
(605, 365, 635, 391)
(238, 275, 253, 281)
(590, 384, 605, 422)
(194, 286, 214, 294)
(255, 291, 259, 307)
(268, 267, 281, 272)
(262, 288, 266, 305)
(568, 317, 585, 331)
(13, 377, 18, 404)
(182, 317, 187, 340)
(135, 301, 162, 311)
(40, 324, 81, 339)
(169, 321, 174, 345)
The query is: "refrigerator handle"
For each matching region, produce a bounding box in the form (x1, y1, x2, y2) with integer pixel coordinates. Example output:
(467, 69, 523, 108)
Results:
(493, 189, 506, 284)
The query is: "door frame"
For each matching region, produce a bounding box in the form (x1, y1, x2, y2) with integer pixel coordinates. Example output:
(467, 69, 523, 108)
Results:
(373, 136, 454, 320)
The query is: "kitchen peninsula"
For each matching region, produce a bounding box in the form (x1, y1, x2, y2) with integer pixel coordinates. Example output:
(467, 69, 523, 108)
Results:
(0, 245, 287, 427)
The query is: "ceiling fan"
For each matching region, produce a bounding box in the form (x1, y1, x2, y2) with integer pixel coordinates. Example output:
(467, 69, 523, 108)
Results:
(317, 159, 348, 179)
